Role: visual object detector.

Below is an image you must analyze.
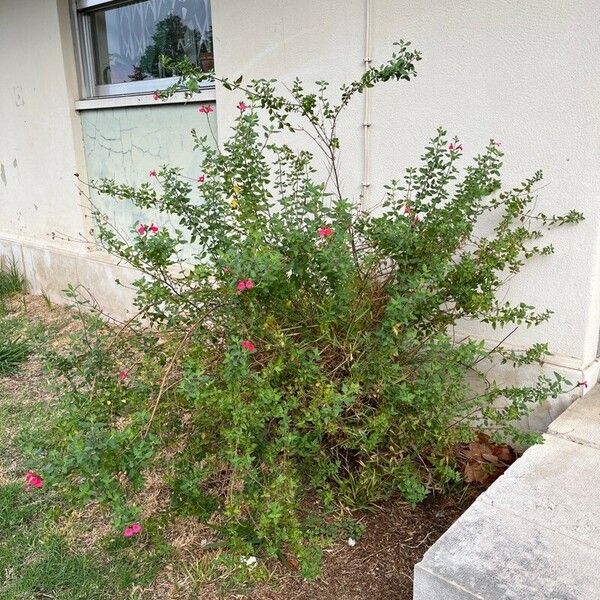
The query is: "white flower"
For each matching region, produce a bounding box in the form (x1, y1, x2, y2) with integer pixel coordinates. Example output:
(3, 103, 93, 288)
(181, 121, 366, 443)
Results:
(242, 555, 257, 568)
(347, 537, 356, 547)
(414, 212, 426, 222)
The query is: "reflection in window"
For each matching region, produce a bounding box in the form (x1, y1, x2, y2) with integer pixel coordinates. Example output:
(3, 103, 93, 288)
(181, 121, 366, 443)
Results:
(89, 0, 213, 86)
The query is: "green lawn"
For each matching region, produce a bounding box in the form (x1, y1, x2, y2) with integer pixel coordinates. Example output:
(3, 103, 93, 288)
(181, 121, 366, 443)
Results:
(0, 299, 170, 599)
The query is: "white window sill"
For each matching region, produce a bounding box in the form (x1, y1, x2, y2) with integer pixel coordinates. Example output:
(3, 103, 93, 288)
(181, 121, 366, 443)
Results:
(75, 89, 216, 111)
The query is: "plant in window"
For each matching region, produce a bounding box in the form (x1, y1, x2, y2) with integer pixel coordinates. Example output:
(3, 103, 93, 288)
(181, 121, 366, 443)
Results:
(45, 41, 582, 574)
(136, 15, 203, 80)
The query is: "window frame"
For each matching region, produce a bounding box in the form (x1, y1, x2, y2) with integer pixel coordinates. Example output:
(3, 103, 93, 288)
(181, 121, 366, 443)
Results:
(72, 0, 214, 100)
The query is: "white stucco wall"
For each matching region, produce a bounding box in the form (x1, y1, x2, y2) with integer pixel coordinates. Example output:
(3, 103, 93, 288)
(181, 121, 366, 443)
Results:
(0, 0, 86, 244)
(212, 0, 600, 375)
(0, 1, 216, 318)
(1, 0, 599, 394)
(0, 0, 141, 316)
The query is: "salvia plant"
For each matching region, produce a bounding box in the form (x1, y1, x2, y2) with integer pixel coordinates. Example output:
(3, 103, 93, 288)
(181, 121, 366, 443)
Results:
(43, 41, 583, 573)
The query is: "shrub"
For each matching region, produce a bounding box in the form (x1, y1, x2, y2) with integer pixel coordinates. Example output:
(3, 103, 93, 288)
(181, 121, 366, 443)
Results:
(45, 41, 582, 570)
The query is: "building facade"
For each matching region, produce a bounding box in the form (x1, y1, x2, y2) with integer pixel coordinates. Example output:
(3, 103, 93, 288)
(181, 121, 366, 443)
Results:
(1, 0, 599, 426)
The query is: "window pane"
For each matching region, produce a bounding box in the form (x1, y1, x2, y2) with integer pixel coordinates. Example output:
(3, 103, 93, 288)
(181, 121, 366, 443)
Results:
(89, 0, 212, 86)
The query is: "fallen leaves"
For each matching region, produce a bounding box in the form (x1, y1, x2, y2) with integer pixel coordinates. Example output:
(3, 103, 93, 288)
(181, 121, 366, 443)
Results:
(462, 433, 517, 485)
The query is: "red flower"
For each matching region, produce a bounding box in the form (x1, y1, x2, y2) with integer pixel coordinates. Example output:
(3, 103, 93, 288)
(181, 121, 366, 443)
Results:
(153, 91, 160, 101)
(118, 370, 127, 381)
(449, 142, 463, 152)
(25, 470, 43, 490)
(149, 169, 157, 177)
(578, 380, 588, 389)
(199, 105, 214, 114)
(236, 279, 254, 292)
(238, 101, 249, 112)
(137, 224, 147, 235)
(241, 340, 256, 352)
(149, 223, 159, 233)
(197, 175, 205, 183)
(123, 522, 142, 538)
(131, 522, 142, 534)
(318, 227, 334, 238)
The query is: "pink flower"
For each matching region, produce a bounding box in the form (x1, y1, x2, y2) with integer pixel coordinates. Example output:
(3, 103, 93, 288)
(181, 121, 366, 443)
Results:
(197, 175, 205, 183)
(131, 522, 142, 534)
(118, 370, 127, 381)
(149, 223, 159, 233)
(414, 212, 426, 223)
(578, 380, 588, 389)
(238, 101, 249, 112)
(123, 522, 142, 538)
(449, 142, 463, 152)
(241, 340, 256, 352)
(236, 279, 254, 293)
(25, 470, 43, 490)
(149, 169, 157, 177)
(199, 105, 214, 114)
(402, 205, 412, 216)
(137, 224, 147, 235)
(153, 92, 160, 101)
(318, 227, 334, 238)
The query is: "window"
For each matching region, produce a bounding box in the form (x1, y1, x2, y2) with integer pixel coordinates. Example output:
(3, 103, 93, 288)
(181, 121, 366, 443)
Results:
(74, 0, 213, 98)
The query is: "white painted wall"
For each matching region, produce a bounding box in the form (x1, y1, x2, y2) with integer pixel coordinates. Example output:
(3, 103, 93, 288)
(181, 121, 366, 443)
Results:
(0, 1, 212, 318)
(0, 0, 87, 244)
(1, 0, 599, 391)
(0, 0, 143, 318)
(212, 0, 600, 374)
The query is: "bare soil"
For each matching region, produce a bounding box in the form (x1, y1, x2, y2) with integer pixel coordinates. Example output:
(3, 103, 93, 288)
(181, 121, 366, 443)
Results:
(250, 492, 477, 600)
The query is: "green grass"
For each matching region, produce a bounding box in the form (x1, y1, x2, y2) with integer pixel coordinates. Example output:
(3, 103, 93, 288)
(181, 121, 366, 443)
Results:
(0, 484, 168, 600)
(0, 261, 26, 298)
(0, 306, 170, 600)
(0, 336, 29, 375)
(0, 400, 169, 600)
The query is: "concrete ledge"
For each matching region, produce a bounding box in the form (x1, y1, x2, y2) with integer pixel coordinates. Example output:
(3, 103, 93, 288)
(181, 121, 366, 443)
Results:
(548, 388, 600, 449)
(0, 236, 137, 321)
(415, 496, 600, 599)
(414, 388, 600, 599)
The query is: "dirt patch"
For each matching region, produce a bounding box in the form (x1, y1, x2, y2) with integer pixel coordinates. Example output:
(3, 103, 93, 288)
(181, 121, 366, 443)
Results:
(136, 490, 477, 600)
(250, 493, 476, 600)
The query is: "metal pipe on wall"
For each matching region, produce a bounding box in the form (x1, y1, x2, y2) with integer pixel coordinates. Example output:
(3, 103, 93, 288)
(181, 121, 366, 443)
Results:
(360, 0, 373, 211)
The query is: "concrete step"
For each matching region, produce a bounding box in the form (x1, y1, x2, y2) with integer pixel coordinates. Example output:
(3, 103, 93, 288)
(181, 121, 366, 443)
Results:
(414, 388, 600, 600)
